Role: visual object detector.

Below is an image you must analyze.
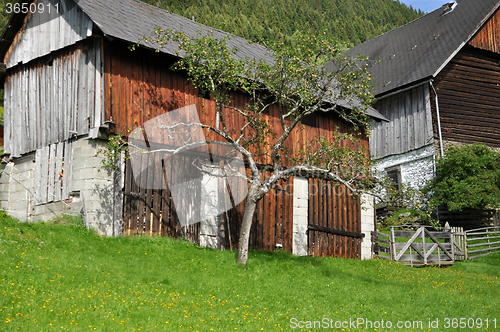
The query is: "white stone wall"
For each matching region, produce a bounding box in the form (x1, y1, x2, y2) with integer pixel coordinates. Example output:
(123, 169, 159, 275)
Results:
(0, 138, 123, 236)
(292, 177, 309, 256)
(373, 144, 436, 191)
(360, 194, 375, 260)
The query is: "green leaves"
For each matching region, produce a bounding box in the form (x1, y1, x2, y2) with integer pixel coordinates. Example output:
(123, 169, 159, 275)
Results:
(139, 28, 376, 196)
(427, 143, 500, 211)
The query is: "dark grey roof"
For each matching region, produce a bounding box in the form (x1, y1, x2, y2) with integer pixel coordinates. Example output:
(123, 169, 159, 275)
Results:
(76, 0, 387, 121)
(346, 0, 500, 96)
(77, 0, 273, 62)
(0, 0, 387, 121)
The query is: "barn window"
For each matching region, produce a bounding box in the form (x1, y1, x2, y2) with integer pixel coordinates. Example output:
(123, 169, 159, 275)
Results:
(386, 166, 401, 190)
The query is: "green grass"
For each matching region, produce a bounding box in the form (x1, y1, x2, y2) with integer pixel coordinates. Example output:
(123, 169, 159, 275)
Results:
(1, 213, 500, 331)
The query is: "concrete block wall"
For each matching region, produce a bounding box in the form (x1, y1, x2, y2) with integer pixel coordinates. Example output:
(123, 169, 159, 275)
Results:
(360, 194, 375, 260)
(0, 138, 123, 236)
(0, 154, 36, 220)
(199, 168, 222, 249)
(292, 177, 309, 256)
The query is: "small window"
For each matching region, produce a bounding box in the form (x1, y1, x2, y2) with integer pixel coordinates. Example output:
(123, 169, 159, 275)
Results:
(386, 166, 401, 190)
(443, 1, 457, 15)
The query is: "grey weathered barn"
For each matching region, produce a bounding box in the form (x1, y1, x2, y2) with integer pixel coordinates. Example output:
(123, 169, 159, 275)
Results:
(0, 0, 387, 259)
(347, 0, 500, 192)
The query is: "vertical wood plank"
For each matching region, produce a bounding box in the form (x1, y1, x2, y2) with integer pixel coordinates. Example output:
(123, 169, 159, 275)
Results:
(64, 55, 71, 141)
(39, 65, 47, 148)
(87, 42, 96, 130)
(47, 143, 57, 203)
(40, 146, 49, 204)
(423, 84, 434, 145)
(77, 43, 89, 135)
(54, 142, 64, 202)
(71, 51, 79, 135)
(58, 57, 64, 142)
(21, 68, 29, 154)
(34, 148, 43, 205)
(94, 38, 102, 128)
(103, 39, 112, 124)
(62, 139, 74, 200)
(122, 159, 132, 235)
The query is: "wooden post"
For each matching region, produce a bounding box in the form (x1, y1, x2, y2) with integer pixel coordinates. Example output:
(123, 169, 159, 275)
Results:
(421, 227, 426, 266)
(390, 227, 396, 261)
(371, 231, 377, 257)
(488, 228, 492, 254)
(462, 228, 469, 260)
(450, 228, 455, 263)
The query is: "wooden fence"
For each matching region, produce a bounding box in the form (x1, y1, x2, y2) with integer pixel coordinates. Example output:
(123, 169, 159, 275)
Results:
(372, 226, 454, 266)
(452, 226, 500, 260)
(374, 226, 500, 264)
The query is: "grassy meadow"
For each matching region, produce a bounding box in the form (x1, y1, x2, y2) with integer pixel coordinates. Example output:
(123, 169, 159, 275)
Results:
(1, 212, 500, 331)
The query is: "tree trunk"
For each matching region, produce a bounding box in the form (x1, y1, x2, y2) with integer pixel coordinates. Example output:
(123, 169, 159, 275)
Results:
(237, 189, 259, 265)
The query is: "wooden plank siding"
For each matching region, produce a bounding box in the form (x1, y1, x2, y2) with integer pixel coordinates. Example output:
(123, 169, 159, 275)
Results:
(433, 45, 500, 147)
(308, 179, 362, 258)
(469, 7, 500, 55)
(4, 38, 103, 157)
(122, 159, 294, 252)
(33, 139, 74, 205)
(108, 41, 368, 257)
(5, 0, 93, 69)
(104, 41, 369, 167)
(369, 84, 434, 160)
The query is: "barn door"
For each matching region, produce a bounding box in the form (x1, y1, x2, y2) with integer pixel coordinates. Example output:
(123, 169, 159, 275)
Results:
(307, 178, 364, 258)
(122, 155, 200, 242)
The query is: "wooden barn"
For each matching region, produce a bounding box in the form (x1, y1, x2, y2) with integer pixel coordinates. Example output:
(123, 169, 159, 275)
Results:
(347, 0, 500, 196)
(0, 0, 386, 259)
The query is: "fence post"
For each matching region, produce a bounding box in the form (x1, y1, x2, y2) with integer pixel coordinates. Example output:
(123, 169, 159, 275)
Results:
(450, 228, 454, 264)
(390, 227, 396, 261)
(371, 231, 378, 258)
(488, 228, 492, 254)
(421, 227, 427, 266)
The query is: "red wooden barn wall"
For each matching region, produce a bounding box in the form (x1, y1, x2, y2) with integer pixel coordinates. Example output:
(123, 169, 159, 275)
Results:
(103, 40, 368, 256)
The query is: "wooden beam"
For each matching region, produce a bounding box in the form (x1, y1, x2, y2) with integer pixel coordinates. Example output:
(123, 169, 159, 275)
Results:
(308, 224, 365, 239)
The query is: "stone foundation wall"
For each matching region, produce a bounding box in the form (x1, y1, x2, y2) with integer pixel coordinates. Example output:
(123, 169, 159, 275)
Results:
(0, 138, 123, 236)
(373, 144, 436, 191)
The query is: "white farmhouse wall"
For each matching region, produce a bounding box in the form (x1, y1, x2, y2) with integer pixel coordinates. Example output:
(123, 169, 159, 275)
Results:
(373, 144, 436, 191)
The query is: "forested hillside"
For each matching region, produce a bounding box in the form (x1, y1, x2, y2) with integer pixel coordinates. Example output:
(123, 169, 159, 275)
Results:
(139, 0, 424, 46)
(0, 0, 423, 46)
